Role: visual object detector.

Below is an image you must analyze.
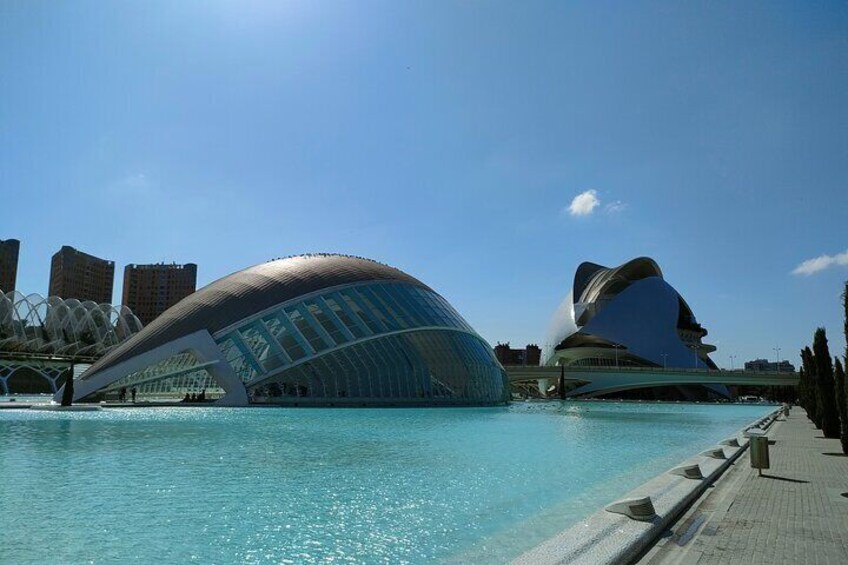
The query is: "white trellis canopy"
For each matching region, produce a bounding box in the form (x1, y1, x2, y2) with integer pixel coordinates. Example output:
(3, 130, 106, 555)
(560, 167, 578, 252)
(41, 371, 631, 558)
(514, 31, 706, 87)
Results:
(0, 290, 143, 357)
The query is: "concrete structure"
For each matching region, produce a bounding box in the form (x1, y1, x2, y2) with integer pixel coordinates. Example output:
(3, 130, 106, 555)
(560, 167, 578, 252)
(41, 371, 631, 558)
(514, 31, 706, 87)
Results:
(505, 365, 799, 397)
(0, 290, 142, 357)
(544, 257, 716, 370)
(0, 238, 20, 293)
(541, 257, 726, 398)
(0, 355, 85, 394)
(49, 246, 115, 304)
(642, 410, 848, 564)
(58, 254, 509, 406)
(744, 358, 796, 373)
(514, 409, 782, 565)
(122, 262, 197, 325)
(494, 342, 542, 366)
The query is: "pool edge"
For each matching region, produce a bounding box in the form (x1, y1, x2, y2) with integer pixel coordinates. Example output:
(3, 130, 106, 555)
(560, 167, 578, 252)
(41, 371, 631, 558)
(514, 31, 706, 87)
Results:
(511, 406, 784, 565)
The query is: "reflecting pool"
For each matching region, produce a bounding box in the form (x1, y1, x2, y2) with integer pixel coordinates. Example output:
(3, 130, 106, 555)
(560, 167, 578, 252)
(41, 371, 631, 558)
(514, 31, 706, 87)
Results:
(0, 402, 772, 563)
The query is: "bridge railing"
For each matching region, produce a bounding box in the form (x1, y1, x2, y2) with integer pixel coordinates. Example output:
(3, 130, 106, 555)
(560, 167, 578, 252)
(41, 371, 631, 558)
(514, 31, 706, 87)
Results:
(0, 351, 100, 364)
(502, 365, 798, 376)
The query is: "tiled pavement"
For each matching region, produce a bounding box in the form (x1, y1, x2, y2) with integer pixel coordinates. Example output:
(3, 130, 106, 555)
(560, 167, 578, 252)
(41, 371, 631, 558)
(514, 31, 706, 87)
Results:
(643, 409, 848, 565)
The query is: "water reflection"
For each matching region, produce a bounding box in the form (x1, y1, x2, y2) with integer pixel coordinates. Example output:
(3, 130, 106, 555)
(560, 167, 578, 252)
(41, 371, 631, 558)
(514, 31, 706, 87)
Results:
(0, 402, 772, 563)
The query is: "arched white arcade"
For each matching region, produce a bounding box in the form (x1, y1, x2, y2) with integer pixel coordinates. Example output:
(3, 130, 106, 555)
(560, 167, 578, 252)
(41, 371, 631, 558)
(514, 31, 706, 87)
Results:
(0, 290, 143, 357)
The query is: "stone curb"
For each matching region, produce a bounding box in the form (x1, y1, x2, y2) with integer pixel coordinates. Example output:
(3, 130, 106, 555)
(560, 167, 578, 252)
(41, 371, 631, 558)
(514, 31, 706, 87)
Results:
(511, 407, 783, 565)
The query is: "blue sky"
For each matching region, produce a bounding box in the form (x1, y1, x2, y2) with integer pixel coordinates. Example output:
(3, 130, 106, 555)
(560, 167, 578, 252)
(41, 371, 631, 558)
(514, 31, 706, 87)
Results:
(1, 1, 846, 368)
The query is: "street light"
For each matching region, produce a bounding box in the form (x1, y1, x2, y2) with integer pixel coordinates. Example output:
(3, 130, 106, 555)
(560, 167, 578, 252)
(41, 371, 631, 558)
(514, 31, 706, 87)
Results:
(613, 344, 623, 368)
(773, 346, 781, 373)
(687, 345, 700, 369)
(729, 354, 737, 371)
(661, 353, 668, 370)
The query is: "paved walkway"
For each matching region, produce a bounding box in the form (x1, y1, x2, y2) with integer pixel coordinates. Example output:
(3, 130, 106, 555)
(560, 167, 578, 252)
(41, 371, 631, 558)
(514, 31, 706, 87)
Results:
(642, 409, 848, 565)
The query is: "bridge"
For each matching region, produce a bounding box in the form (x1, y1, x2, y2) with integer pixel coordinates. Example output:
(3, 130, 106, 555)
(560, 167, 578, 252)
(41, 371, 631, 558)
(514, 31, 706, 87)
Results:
(0, 353, 94, 395)
(505, 365, 799, 398)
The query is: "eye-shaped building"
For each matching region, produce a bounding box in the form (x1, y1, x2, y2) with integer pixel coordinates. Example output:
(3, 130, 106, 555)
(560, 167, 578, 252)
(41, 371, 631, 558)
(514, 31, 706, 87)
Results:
(543, 257, 717, 371)
(62, 254, 508, 406)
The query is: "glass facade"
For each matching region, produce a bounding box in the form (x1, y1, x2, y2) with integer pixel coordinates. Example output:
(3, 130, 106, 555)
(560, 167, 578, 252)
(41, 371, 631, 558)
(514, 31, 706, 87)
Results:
(95, 351, 224, 401)
(214, 281, 507, 405)
(249, 330, 504, 404)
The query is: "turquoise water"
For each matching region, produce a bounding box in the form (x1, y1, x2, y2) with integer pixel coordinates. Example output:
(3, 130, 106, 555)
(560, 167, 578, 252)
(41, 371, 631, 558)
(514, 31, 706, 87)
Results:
(0, 402, 771, 563)
(0, 394, 53, 403)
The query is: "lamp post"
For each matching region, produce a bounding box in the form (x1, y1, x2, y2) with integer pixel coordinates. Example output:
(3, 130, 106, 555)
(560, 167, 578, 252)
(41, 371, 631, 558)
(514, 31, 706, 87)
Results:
(661, 353, 668, 370)
(689, 345, 699, 369)
(773, 346, 781, 373)
(613, 344, 622, 368)
(730, 354, 736, 371)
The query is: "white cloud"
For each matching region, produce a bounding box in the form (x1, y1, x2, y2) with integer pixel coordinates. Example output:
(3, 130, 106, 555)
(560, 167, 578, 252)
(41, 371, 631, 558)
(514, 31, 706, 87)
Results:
(605, 200, 627, 214)
(122, 173, 150, 189)
(567, 190, 600, 216)
(107, 172, 157, 196)
(791, 249, 848, 276)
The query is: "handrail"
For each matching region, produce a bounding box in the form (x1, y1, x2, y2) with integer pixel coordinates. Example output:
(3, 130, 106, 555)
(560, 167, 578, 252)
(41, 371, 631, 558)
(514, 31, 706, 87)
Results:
(502, 365, 799, 376)
(0, 351, 99, 363)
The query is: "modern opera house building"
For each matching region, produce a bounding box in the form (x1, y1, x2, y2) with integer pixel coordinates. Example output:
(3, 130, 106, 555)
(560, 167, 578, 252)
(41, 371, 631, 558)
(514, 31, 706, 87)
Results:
(543, 257, 718, 373)
(60, 254, 509, 406)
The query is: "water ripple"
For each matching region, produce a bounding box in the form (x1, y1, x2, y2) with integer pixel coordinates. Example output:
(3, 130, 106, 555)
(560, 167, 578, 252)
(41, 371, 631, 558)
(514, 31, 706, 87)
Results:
(0, 403, 771, 563)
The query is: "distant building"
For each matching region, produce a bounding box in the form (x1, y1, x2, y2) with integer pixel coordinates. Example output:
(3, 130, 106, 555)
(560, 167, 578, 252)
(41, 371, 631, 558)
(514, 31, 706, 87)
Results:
(122, 262, 198, 325)
(541, 256, 725, 401)
(744, 359, 796, 372)
(494, 343, 542, 366)
(49, 246, 115, 303)
(0, 238, 20, 293)
(543, 257, 717, 370)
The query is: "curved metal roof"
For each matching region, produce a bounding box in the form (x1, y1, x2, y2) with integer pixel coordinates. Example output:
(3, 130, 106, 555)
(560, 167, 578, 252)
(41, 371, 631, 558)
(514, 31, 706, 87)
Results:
(84, 254, 431, 377)
(574, 257, 663, 306)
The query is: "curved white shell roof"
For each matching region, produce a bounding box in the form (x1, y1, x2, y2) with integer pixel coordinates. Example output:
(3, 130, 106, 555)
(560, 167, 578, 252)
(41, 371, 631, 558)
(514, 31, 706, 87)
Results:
(543, 257, 716, 370)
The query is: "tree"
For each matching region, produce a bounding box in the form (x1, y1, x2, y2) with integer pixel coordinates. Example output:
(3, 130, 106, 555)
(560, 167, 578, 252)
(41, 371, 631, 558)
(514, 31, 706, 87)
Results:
(813, 328, 839, 438)
(840, 282, 848, 453)
(844, 281, 847, 362)
(800, 347, 819, 426)
(835, 358, 848, 454)
(60, 366, 74, 407)
(797, 366, 809, 408)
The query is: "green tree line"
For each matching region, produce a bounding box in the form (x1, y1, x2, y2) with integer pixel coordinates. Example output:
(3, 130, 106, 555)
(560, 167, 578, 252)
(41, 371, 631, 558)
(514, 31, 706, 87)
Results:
(797, 280, 848, 453)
